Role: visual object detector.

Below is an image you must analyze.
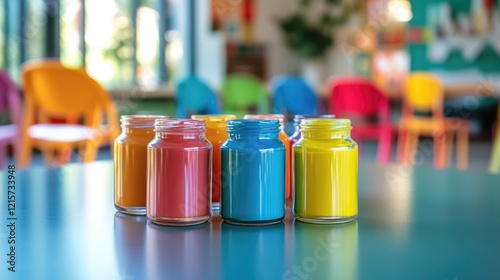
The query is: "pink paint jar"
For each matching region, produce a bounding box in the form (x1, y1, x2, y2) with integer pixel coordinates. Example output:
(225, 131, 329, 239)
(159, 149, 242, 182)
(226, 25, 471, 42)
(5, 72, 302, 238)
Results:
(147, 119, 212, 226)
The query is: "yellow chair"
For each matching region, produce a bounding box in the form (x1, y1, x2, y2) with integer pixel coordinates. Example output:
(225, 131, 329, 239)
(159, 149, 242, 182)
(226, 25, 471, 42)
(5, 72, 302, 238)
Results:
(397, 72, 469, 169)
(19, 60, 120, 168)
(489, 106, 500, 173)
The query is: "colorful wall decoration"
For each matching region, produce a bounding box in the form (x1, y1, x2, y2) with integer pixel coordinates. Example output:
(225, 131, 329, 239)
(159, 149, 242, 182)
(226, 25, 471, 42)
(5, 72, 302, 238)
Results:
(408, 0, 500, 73)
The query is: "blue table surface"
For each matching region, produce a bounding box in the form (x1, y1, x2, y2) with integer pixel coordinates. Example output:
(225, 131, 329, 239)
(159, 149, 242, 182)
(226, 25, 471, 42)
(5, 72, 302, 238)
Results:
(1, 161, 500, 280)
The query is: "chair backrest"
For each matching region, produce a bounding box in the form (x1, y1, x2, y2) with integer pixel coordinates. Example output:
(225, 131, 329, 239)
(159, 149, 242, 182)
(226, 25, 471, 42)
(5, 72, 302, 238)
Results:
(0, 70, 22, 127)
(221, 74, 268, 116)
(404, 72, 444, 112)
(271, 75, 317, 115)
(329, 76, 391, 122)
(175, 75, 219, 117)
(21, 60, 118, 136)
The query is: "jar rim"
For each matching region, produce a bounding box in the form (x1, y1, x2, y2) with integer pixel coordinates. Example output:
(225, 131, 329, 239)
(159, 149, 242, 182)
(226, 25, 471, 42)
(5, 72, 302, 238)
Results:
(294, 114, 336, 123)
(120, 115, 169, 127)
(154, 118, 205, 132)
(191, 114, 237, 127)
(244, 114, 285, 127)
(227, 119, 280, 132)
(301, 118, 351, 130)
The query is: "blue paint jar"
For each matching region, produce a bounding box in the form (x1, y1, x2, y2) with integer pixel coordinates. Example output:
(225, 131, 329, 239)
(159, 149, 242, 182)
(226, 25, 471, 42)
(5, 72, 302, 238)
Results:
(221, 120, 286, 225)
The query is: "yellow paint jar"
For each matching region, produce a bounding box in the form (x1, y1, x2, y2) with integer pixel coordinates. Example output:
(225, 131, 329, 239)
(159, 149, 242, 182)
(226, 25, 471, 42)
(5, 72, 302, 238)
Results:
(293, 119, 358, 224)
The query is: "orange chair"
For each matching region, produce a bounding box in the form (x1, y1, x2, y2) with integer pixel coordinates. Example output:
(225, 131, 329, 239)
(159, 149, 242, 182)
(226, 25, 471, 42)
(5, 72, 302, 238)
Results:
(489, 105, 500, 173)
(19, 60, 120, 168)
(397, 73, 469, 169)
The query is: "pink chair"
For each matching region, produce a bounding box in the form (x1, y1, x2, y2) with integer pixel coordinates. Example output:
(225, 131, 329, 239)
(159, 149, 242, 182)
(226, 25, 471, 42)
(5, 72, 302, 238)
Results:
(0, 71, 21, 169)
(329, 76, 394, 163)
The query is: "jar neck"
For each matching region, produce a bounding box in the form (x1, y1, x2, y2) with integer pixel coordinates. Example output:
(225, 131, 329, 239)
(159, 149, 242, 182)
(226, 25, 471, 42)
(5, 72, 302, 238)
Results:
(153, 119, 205, 139)
(156, 131, 205, 140)
(228, 131, 279, 140)
(302, 129, 351, 139)
(206, 125, 228, 135)
(300, 118, 351, 139)
(122, 127, 154, 135)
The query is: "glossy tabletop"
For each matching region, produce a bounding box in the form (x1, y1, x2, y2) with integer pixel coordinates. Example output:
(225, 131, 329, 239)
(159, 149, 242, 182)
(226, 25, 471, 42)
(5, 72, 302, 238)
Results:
(1, 161, 500, 280)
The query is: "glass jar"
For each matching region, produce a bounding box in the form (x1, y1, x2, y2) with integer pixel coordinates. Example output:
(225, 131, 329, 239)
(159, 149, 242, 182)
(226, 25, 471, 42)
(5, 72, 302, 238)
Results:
(293, 119, 358, 224)
(221, 120, 285, 225)
(244, 114, 291, 203)
(191, 114, 236, 211)
(147, 119, 212, 226)
(114, 115, 168, 215)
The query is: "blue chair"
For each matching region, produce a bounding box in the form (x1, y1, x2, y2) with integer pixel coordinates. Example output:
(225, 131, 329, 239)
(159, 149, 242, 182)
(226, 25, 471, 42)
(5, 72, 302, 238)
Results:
(176, 76, 220, 118)
(271, 76, 318, 134)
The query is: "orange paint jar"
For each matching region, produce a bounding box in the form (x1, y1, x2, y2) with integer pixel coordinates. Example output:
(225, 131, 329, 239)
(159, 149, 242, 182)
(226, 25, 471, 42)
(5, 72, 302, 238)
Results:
(114, 115, 168, 215)
(244, 114, 291, 203)
(192, 114, 236, 210)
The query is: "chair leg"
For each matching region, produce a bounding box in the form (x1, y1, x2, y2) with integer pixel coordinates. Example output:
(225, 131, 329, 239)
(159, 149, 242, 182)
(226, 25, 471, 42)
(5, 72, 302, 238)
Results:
(457, 122, 469, 170)
(407, 131, 420, 165)
(445, 131, 454, 168)
(489, 125, 500, 173)
(397, 129, 407, 164)
(357, 141, 363, 162)
(376, 128, 392, 164)
(0, 145, 5, 169)
(433, 130, 447, 169)
(42, 147, 57, 167)
(19, 138, 34, 169)
(81, 140, 99, 162)
(12, 140, 21, 167)
(57, 147, 73, 165)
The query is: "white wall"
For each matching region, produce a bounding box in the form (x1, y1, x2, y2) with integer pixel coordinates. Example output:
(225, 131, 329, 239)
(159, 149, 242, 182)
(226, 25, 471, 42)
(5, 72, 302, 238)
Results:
(174, 0, 360, 88)
(173, 0, 225, 89)
(254, 0, 360, 82)
(196, 0, 226, 89)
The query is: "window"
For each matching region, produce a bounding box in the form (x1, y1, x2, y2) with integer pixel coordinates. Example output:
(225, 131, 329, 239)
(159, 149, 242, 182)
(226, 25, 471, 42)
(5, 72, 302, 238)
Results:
(2, 0, 174, 89)
(85, 0, 135, 88)
(60, 0, 84, 67)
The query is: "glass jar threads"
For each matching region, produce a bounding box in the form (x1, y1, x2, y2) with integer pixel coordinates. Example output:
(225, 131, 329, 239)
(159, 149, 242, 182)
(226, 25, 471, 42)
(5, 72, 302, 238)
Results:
(221, 120, 286, 225)
(147, 119, 212, 226)
(114, 115, 168, 215)
(293, 119, 358, 224)
(191, 114, 236, 211)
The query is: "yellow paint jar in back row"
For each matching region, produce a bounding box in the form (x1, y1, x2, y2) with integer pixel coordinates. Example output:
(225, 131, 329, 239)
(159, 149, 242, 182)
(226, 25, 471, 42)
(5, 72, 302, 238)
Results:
(293, 119, 358, 224)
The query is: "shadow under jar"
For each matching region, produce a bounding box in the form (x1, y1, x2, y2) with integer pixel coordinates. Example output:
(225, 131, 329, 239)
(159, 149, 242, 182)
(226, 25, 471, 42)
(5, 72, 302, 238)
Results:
(147, 119, 212, 226)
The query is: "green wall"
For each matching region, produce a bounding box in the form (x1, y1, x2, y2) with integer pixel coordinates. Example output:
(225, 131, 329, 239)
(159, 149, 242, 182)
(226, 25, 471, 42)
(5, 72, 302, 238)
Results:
(408, 0, 500, 73)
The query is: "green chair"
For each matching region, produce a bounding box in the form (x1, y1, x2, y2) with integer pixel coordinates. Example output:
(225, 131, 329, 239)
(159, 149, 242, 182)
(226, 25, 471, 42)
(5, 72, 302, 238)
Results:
(221, 74, 269, 118)
(489, 105, 500, 173)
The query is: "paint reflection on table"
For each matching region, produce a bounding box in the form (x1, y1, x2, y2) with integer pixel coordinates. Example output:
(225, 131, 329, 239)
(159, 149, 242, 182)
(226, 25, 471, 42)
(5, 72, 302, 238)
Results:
(286, 220, 358, 280)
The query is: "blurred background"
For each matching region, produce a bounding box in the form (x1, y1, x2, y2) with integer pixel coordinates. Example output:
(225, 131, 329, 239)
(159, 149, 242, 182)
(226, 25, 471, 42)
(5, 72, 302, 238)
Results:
(1, 0, 500, 172)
